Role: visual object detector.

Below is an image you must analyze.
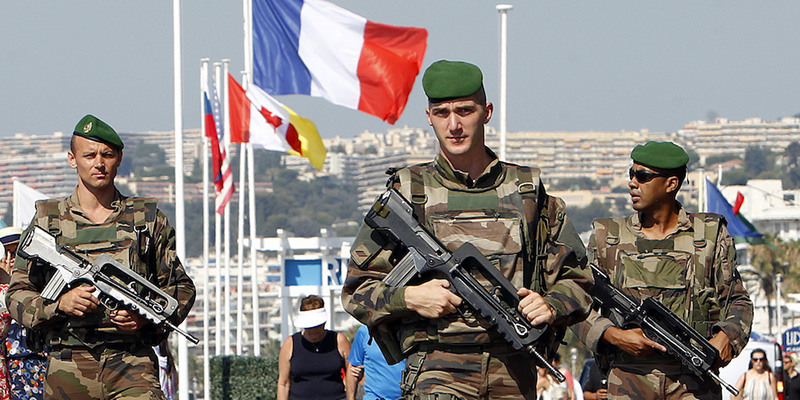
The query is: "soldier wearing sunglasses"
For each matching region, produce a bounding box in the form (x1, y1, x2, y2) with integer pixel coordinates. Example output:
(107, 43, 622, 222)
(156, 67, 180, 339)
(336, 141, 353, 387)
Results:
(572, 141, 753, 399)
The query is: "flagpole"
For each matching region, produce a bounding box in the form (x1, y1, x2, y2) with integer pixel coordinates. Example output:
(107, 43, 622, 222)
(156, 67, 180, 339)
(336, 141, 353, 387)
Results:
(496, 4, 512, 162)
(243, 0, 260, 356)
(223, 59, 233, 355)
(172, 0, 190, 398)
(699, 170, 706, 213)
(213, 62, 224, 356)
(237, 141, 246, 355)
(247, 142, 260, 356)
(200, 58, 211, 400)
(243, 0, 253, 80)
(12, 178, 19, 228)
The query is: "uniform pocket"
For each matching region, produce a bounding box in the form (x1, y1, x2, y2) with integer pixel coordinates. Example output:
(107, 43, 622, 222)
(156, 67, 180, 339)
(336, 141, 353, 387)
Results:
(430, 211, 523, 256)
(619, 251, 692, 317)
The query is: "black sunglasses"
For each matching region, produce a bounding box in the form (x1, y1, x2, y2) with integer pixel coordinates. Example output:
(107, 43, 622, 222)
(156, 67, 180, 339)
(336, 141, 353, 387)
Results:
(752, 357, 765, 361)
(629, 168, 668, 183)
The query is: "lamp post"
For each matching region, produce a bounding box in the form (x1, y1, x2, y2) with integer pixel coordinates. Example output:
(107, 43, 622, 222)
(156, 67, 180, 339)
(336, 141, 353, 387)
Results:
(777, 273, 784, 345)
(496, 4, 512, 162)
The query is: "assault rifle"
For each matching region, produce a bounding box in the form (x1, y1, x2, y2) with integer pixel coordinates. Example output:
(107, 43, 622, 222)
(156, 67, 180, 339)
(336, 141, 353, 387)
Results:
(589, 264, 738, 395)
(365, 188, 565, 382)
(17, 225, 199, 344)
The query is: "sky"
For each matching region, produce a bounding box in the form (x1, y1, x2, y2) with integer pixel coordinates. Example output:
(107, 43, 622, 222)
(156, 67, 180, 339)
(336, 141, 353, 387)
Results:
(3, 1, 800, 140)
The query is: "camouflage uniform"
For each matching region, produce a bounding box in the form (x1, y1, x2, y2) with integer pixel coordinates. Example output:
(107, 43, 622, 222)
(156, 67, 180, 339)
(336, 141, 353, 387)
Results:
(572, 206, 753, 400)
(6, 189, 196, 400)
(343, 150, 593, 400)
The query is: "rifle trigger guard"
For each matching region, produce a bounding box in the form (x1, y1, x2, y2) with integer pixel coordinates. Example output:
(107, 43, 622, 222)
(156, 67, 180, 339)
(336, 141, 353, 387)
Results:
(100, 295, 118, 310)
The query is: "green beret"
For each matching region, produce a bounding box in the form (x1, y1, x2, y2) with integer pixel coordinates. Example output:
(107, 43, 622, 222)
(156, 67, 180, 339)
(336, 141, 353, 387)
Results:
(73, 114, 124, 150)
(422, 60, 483, 101)
(631, 141, 689, 169)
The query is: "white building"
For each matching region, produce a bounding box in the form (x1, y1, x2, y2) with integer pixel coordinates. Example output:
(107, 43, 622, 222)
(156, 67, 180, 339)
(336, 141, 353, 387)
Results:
(183, 228, 358, 357)
(720, 179, 800, 241)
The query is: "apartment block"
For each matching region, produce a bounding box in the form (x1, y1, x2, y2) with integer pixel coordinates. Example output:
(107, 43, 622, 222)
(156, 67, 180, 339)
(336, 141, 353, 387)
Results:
(678, 117, 800, 164)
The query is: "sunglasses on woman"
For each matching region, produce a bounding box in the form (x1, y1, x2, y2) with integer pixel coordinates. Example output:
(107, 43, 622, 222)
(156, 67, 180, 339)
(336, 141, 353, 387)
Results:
(629, 168, 668, 183)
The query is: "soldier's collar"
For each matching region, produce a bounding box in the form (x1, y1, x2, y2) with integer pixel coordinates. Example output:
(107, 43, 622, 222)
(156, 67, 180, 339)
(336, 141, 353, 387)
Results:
(631, 202, 691, 232)
(433, 148, 503, 189)
(67, 187, 126, 216)
(674, 203, 692, 230)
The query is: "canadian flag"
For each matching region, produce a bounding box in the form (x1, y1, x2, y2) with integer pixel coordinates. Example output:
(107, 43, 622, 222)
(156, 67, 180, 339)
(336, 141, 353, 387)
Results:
(228, 74, 326, 170)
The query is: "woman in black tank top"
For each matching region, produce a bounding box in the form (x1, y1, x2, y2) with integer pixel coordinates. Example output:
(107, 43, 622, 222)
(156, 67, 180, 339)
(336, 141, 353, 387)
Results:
(277, 295, 352, 400)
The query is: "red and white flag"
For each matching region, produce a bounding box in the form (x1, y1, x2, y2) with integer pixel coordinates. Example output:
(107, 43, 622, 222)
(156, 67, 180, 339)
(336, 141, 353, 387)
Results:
(228, 74, 326, 170)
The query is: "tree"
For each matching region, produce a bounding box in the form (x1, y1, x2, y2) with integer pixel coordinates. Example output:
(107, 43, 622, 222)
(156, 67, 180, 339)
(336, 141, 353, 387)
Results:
(705, 153, 740, 167)
(749, 235, 800, 334)
(566, 199, 613, 233)
(744, 146, 770, 177)
(550, 177, 596, 191)
(686, 148, 700, 169)
(721, 168, 749, 186)
(787, 141, 800, 168)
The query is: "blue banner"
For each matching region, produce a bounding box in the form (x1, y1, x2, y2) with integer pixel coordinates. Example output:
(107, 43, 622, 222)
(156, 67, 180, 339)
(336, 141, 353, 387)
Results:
(784, 326, 800, 352)
(705, 179, 762, 238)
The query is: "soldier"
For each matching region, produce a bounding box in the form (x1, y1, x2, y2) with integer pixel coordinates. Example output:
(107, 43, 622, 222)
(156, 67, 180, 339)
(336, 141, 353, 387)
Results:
(6, 114, 196, 400)
(342, 60, 593, 400)
(573, 141, 753, 399)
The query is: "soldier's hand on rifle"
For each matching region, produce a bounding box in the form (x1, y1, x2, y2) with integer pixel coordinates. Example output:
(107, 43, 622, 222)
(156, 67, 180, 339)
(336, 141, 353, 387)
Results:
(110, 308, 148, 332)
(516, 288, 555, 326)
(709, 330, 733, 368)
(405, 279, 462, 318)
(602, 326, 666, 357)
(57, 285, 100, 317)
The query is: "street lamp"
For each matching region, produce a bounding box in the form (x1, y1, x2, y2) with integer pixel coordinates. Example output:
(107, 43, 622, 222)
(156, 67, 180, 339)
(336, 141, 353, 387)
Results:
(777, 273, 784, 345)
(496, 4, 513, 162)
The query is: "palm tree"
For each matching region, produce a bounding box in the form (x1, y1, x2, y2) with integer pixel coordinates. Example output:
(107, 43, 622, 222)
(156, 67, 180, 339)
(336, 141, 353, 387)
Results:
(749, 233, 800, 335)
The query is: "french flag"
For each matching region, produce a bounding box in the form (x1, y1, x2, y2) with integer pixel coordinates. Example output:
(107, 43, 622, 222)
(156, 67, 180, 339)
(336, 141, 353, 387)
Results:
(252, 0, 428, 124)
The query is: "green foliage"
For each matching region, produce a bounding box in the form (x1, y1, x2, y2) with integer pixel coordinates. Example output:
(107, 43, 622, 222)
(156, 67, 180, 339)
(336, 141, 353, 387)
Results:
(744, 146, 772, 177)
(210, 355, 278, 400)
(163, 163, 361, 257)
(138, 165, 175, 180)
(134, 143, 167, 165)
(784, 167, 800, 192)
(705, 153, 740, 166)
(567, 199, 613, 233)
(686, 148, 700, 169)
(254, 174, 361, 237)
(186, 158, 202, 184)
(329, 144, 346, 153)
(721, 168, 750, 186)
(787, 142, 800, 167)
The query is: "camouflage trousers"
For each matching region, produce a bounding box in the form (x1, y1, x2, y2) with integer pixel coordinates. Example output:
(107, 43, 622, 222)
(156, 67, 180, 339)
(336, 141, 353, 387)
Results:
(45, 345, 165, 400)
(401, 347, 538, 400)
(607, 364, 721, 400)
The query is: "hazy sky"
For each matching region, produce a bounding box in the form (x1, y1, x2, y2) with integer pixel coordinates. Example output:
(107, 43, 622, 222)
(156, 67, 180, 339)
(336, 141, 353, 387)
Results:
(3, 1, 800, 139)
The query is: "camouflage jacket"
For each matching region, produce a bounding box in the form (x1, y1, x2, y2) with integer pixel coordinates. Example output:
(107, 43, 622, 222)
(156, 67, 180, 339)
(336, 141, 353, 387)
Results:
(572, 206, 753, 365)
(6, 188, 196, 348)
(342, 150, 593, 357)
